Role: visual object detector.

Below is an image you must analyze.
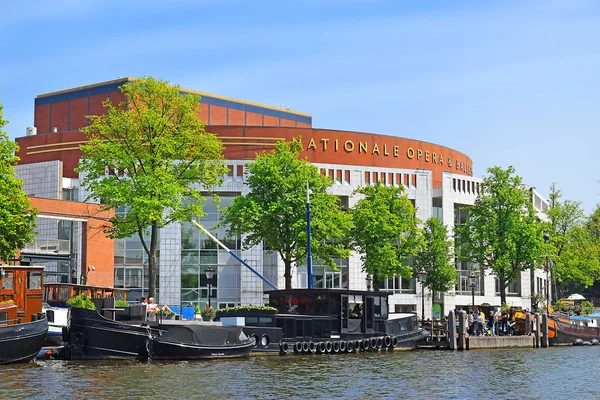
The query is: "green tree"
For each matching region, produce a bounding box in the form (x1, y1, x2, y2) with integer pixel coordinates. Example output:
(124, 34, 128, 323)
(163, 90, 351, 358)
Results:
(221, 139, 351, 289)
(456, 166, 544, 305)
(544, 183, 591, 299)
(350, 183, 420, 290)
(414, 217, 457, 303)
(78, 77, 227, 298)
(0, 104, 37, 262)
(558, 223, 600, 293)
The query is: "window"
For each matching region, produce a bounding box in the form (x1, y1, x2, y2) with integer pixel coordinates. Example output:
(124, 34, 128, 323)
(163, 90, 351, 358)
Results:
(495, 276, 520, 296)
(2, 272, 14, 289)
(27, 271, 42, 289)
(380, 274, 415, 294)
(62, 188, 79, 201)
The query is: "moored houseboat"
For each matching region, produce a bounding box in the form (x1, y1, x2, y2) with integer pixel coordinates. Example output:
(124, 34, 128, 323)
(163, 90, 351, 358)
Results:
(217, 288, 428, 355)
(548, 312, 600, 346)
(0, 265, 48, 364)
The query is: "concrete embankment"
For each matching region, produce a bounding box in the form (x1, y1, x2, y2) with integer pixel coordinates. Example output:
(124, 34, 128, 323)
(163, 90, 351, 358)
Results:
(467, 336, 533, 349)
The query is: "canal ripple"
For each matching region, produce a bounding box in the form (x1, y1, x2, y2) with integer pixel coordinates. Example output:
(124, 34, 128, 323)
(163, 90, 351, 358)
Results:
(1, 346, 598, 399)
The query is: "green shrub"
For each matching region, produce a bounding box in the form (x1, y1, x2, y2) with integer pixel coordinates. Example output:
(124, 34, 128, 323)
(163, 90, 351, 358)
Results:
(580, 301, 594, 315)
(156, 310, 175, 317)
(215, 305, 277, 314)
(553, 300, 568, 312)
(200, 306, 216, 320)
(115, 300, 129, 308)
(67, 294, 96, 310)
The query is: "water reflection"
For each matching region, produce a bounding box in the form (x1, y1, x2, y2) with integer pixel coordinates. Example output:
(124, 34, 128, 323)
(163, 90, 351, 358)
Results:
(1, 347, 599, 399)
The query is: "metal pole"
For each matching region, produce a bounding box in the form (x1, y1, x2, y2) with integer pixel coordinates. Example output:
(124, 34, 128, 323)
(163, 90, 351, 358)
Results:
(191, 220, 277, 290)
(306, 181, 313, 289)
(546, 241, 550, 312)
(422, 283, 425, 322)
(208, 280, 212, 308)
(471, 285, 475, 314)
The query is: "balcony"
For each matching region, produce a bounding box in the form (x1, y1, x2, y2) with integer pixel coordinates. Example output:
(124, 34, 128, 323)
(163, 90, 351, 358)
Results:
(22, 239, 71, 255)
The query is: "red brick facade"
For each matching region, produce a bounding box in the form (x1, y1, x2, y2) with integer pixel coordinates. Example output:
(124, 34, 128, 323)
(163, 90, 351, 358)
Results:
(28, 198, 115, 287)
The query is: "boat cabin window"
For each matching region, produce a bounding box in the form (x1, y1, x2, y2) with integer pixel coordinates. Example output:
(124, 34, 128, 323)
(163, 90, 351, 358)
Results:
(348, 295, 363, 319)
(27, 271, 42, 290)
(0, 311, 7, 323)
(366, 297, 374, 330)
(2, 272, 13, 289)
(374, 297, 381, 317)
(46, 309, 55, 323)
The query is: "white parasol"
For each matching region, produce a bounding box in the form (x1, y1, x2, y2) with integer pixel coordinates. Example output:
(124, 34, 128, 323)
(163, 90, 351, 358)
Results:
(567, 293, 586, 301)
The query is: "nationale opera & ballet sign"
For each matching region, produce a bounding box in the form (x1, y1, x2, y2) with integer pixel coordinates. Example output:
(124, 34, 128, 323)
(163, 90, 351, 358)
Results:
(301, 136, 472, 175)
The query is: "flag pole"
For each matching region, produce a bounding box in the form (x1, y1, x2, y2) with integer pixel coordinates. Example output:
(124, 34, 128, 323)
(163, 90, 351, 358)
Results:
(306, 181, 313, 289)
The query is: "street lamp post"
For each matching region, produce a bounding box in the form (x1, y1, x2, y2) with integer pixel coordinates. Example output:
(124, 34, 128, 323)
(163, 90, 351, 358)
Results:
(543, 232, 550, 312)
(205, 267, 215, 308)
(469, 270, 478, 314)
(417, 268, 428, 323)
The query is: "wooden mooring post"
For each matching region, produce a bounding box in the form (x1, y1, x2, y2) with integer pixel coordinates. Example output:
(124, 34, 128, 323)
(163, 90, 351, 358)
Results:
(457, 310, 467, 350)
(534, 313, 541, 348)
(541, 313, 549, 348)
(447, 310, 456, 350)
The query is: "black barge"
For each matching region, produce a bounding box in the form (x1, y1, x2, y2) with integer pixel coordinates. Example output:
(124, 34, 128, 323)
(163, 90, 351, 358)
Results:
(219, 288, 428, 355)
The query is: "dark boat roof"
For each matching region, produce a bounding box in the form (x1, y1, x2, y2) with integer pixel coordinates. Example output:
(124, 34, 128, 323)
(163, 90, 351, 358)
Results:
(157, 325, 246, 346)
(265, 288, 391, 298)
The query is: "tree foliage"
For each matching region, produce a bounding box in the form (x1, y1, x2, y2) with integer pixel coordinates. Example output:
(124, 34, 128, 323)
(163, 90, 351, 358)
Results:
(456, 166, 544, 305)
(544, 183, 599, 298)
(78, 77, 226, 298)
(222, 138, 351, 289)
(414, 218, 456, 299)
(350, 183, 420, 289)
(0, 104, 37, 262)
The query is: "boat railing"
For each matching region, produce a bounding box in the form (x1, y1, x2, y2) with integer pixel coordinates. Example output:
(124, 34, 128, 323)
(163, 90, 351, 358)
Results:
(0, 317, 21, 326)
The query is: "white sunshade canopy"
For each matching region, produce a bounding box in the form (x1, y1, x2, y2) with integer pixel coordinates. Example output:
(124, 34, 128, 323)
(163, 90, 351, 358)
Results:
(567, 293, 586, 301)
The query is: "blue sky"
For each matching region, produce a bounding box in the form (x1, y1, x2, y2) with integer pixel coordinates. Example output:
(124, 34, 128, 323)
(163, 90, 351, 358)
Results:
(1, 0, 599, 214)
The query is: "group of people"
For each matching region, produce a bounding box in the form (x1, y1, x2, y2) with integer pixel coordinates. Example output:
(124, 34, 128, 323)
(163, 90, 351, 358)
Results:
(140, 296, 172, 321)
(466, 307, 513, 336)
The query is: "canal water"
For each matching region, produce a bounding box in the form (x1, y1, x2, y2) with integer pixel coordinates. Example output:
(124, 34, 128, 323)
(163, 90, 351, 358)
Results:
(1, 346, 598, 399)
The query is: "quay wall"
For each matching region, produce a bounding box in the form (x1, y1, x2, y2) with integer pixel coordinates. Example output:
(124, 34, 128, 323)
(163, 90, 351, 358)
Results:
(468, 336, 534, 349)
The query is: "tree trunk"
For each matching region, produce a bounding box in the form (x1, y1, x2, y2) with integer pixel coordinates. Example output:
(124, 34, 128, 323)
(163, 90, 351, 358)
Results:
(284, 259, 292, 289)
(499, 279, 507, 306)
(373, 274, 380, 292)
(148, 221, 159, 299)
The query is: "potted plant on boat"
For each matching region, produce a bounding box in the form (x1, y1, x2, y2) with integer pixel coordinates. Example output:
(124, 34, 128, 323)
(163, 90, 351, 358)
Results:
(200, 306, 216, 321)
(215, 305, 277, 319)
(115, 300, 130, 320)
(156, 310, 176, 320)
(66, 294, 96, 310)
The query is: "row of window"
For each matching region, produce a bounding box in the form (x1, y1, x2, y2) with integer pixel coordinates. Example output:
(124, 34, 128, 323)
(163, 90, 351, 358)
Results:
(452, 178, 479, 195)
(364, 171, 417, 187)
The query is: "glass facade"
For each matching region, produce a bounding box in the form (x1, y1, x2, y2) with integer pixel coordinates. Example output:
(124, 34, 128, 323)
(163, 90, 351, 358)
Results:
(296, 258, 349, 289)
(180, 195, 240, 308)
(113, 206, 151, 302)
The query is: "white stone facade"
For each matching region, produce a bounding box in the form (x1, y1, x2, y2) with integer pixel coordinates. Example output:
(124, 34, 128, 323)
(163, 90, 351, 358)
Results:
(16, 158, 550, 316)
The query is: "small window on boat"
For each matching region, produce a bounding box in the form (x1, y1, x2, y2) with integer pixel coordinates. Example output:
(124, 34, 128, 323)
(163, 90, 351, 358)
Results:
(246, 317, 258, 324)
(374, 297, 381, 317)
(0, 312, 7, 323)
(2, 272, 13, 290)
(400, 322, 409, 331)
(46, 310, 55, 323)
(27, 271, 42, 289)
(258, 317, 273, 324)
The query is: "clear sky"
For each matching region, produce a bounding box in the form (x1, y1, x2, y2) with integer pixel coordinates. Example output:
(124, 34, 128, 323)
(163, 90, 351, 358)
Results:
(1, 0, 599, 214)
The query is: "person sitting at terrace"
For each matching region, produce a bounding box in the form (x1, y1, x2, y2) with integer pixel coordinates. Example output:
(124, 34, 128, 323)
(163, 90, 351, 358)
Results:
(147, 297, 159, 320)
